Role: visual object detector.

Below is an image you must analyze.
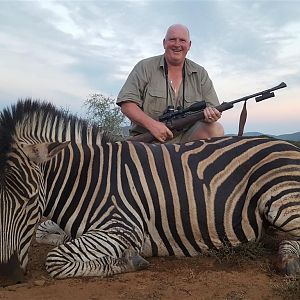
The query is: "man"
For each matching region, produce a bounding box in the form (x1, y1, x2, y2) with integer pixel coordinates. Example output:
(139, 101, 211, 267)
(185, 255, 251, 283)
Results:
(117, 24, 224, 143)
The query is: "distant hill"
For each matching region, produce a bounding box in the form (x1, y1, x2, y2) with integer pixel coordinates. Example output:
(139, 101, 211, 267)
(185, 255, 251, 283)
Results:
(276, 132, 300, 141)
(242, 132, 268, 137)
(227, 131, 300, 141)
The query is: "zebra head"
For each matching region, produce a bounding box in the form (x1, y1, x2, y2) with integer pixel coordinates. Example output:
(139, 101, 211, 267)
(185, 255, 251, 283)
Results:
(0, 99, 110, 285)
(0, 139, 69, 286)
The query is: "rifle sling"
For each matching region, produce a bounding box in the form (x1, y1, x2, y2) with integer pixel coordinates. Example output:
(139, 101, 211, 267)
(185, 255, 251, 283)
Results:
(238, 101, 247, 136)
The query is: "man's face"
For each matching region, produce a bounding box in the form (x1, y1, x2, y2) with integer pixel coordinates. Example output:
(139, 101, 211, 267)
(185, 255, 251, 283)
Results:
(163, 26, 191, 66)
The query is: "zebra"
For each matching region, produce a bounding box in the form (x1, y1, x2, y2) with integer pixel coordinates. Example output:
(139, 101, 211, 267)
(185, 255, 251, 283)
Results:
(0, 99, 300, 286)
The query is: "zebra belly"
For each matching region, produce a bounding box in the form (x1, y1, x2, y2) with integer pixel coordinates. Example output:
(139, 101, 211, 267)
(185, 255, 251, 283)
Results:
(141, 221, 262, 257)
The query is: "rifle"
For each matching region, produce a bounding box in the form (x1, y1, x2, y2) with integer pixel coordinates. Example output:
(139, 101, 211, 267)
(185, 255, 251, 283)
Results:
(127, 82, 287, 143)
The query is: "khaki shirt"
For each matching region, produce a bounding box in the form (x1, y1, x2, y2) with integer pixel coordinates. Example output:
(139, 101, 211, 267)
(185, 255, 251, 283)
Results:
(117, 54, 219, 135)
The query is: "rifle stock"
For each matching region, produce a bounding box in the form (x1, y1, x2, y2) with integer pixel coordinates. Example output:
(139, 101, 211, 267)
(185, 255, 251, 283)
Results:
(127, 82, 287, 143)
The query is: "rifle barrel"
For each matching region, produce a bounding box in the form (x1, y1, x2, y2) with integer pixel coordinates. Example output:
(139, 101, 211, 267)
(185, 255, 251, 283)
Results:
(230, 82, 287, 105)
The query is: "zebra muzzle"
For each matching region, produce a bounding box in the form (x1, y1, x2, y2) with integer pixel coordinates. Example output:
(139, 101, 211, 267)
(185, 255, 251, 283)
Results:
(0, 252, 25, 287)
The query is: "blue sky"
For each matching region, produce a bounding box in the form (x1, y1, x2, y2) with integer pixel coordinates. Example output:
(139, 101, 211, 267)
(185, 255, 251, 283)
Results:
(0, 0, 299, 135)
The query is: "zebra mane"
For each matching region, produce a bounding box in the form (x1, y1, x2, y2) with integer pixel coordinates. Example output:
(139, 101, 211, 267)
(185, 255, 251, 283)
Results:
(0, 99, 116, 166)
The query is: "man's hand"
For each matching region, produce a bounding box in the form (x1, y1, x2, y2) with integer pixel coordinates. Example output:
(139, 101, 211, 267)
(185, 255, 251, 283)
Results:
(203, 107, 222, 123)
(120, 102, 173, 143)
(149, 120, 173, 143)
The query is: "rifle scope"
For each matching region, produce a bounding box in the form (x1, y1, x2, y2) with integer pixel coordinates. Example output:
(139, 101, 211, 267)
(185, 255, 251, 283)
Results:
(159, 100, 206, 122)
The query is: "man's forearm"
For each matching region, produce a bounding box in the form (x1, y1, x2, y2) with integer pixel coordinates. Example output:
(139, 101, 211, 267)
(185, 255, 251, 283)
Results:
(120, 101, 173, 142)
(120, 102, 155, 131)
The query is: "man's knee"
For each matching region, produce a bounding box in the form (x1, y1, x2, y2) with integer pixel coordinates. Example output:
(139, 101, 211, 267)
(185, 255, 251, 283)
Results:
(209, 122, 224, 137)
(186, 122, 224, 141)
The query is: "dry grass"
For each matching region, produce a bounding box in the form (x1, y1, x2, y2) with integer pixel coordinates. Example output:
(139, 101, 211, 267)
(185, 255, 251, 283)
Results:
(207, 240, 272, 266)
(272, 277, 300, 299)
(207, 236, 300, 298)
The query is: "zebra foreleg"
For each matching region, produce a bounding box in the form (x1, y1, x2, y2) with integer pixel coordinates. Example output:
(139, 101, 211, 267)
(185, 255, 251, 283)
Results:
(277, 240, 300, 276)
(264, 196, 300, 276)
(45, 230, 149, 278)
(36, 220, 72, 246)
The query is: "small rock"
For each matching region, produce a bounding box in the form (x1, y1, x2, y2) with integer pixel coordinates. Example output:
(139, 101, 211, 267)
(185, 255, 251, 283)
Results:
(6, 283, 28, 291)
(33, 279, 46, 286)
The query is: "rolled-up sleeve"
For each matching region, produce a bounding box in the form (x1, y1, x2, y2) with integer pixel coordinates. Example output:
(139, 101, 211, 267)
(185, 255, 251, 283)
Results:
(117, 61, 146, 107)
(200, 68, 219, 107)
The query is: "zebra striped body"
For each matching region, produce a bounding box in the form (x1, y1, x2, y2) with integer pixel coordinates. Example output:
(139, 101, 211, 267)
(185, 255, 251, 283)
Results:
(1, 100, 300, 284)
(44, 137, 300, 256)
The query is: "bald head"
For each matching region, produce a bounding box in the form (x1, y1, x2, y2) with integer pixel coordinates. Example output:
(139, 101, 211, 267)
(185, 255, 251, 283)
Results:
(165, 24, 190, 42)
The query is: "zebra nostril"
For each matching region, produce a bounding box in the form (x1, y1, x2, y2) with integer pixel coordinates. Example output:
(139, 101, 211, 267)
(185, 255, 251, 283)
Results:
(0, 252, 25, 287)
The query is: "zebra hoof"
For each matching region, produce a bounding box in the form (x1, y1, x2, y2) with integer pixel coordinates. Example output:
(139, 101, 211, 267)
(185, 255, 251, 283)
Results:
(123, 248, 149, 271)
(277, 254, 300, 277)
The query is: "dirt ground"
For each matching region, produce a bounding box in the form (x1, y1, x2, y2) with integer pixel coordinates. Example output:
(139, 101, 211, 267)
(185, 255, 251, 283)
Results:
(1, 238, 300, 300)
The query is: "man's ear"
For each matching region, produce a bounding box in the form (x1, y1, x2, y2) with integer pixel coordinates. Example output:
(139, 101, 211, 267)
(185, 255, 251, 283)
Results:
(163, 38, 166, 49)
(21, 141, 70, 163)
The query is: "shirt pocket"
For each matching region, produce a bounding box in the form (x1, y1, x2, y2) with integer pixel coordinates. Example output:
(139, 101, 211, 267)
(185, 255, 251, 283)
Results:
(144, 88, 167, 120)
(183, 93, 202, 108)
(183, 78, 203, 108)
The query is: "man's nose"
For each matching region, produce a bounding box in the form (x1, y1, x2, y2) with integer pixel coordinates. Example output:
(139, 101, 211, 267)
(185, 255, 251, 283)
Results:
(174, 39, 180, 46)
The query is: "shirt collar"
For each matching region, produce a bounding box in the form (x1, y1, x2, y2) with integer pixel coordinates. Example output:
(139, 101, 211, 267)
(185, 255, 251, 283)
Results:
(185, 58, 198, 75)
(159, 55, 166, 76)
(159, 54, 165, 67)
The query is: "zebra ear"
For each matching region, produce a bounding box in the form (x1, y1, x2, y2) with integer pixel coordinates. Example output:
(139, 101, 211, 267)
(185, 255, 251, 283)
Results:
(21, 141, 70, 163)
